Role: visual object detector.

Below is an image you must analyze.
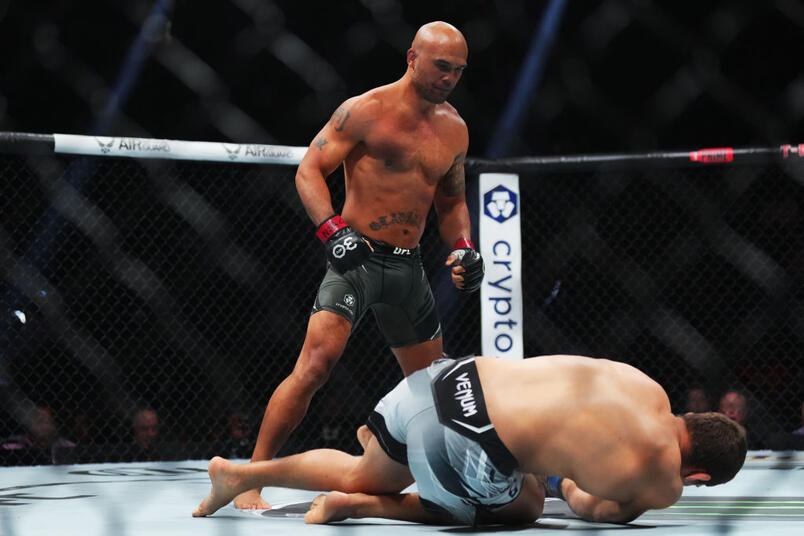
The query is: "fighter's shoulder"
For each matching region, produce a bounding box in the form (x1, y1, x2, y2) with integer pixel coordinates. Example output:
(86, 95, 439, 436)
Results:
(433, 103, 468, 154)
(636, 443, 683, 508)
(340, 87, 389, 119)
(640, 472, 683, 510)
(323, 91, 381, 136)
(437, 102, 468, 132)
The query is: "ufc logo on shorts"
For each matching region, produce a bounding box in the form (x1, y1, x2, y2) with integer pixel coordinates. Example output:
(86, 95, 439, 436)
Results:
(392, 247, 411, 256)
(332, 237, 358, 258)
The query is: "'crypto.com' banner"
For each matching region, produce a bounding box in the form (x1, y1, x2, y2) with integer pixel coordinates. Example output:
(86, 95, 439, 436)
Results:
(478, 173, 523, 359)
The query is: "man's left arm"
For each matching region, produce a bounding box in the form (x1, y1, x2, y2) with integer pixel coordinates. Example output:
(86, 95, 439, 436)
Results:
(557, 478, 645, 524)
(434, 150, 484, 292)
(551, 476, 677, 524)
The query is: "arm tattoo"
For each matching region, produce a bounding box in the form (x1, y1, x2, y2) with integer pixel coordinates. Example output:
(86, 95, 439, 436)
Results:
(441, 152, 466, 197)
(314, 136, 328, 150)
(369, 211, 423, 231)
(331, 106, 351, 132)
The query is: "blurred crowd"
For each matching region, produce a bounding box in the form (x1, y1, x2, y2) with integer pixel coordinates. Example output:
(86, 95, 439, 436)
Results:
(682, 388, 804, 451)
(0, 404, 263, 465)
(3, 388, 804, 466)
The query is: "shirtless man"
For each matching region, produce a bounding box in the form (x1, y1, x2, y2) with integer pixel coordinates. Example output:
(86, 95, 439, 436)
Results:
(195, 354, 747, 525)
(234, 21, 484, 509)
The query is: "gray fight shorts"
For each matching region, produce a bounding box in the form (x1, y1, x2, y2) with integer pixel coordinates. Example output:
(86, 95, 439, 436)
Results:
(366, 357, 524, 525)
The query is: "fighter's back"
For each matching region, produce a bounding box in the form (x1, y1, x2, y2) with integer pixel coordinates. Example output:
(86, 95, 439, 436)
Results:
(477, 355, 682, 504)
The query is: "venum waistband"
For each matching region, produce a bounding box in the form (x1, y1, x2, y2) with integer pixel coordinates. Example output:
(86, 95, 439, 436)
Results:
(430, 356, 519, 475)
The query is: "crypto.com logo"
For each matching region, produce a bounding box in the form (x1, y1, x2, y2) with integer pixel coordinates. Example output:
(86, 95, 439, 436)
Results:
(483, 185, 518, 223)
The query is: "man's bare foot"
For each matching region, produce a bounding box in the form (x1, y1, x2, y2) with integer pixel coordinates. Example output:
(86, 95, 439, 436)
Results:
(233, 488, 271, 510)
(304, 492, 355, 524)
(356, 425, 372, 451)
(192, 457, 248, 517)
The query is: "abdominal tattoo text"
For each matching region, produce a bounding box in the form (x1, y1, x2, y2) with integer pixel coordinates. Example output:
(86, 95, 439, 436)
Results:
(369, 212, 422, 231)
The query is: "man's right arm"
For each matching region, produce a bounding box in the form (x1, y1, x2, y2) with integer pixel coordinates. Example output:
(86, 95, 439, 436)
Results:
(296, 98, 374, 273)
(295, 98, 362, 225)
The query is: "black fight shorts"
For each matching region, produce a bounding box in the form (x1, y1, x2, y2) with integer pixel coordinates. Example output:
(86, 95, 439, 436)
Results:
(311, 238, 442, 347)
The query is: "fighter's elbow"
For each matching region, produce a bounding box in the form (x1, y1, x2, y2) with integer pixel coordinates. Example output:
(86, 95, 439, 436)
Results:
(592, 506, 644, 525)
(610, 511, 642, 524)
(295, 165, 326, 192)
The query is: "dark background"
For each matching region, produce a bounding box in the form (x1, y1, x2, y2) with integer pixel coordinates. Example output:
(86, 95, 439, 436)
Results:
(1, 0, 802, 154)
(1, 0, 803, 463)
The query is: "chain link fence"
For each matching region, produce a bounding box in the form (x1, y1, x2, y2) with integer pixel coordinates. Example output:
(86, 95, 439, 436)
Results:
(1, 144, 803, 466)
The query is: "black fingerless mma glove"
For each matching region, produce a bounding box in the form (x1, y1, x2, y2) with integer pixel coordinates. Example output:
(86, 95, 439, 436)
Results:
(450, 238, 484, 293)
(316, 215, 372, 274)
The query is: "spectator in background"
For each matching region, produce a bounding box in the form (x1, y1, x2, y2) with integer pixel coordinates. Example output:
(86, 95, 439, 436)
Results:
(71, 411, 93, 444)
(793, 400, 804, 436)
(718, 390, 766, 450)
(134, 408, 160, 449)
(768, 400, 804, 451)
(718, 390, 748, 426)
(127, 407, 161, 460)
(221, 410, 254, 459)
(684, 387, 712, 413)
(1, 404, 75, 464)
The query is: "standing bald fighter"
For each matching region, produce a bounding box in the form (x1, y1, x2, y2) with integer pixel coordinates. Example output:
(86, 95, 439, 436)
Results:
(234, 21, 483, 509)
(195, 354, 747, 525)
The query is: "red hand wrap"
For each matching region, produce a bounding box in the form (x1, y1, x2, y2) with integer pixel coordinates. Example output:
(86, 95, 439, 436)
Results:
(316, 215, 348, 242)
(454, 238, 475, 250)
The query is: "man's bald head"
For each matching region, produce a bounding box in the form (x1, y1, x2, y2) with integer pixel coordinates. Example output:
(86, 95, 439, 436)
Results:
(406, 21, 467, 104)
(411, 21, 468, 58)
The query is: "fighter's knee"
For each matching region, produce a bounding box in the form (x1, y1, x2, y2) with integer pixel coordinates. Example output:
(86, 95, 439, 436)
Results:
(340, 468, 373, 494)
(524, 497, 544, 522)
(356, 425, 372, 450)
(294, 347, 340, 388)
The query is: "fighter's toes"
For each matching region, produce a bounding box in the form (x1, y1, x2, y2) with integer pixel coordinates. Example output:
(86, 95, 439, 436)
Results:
(192, 496, 215, 517)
